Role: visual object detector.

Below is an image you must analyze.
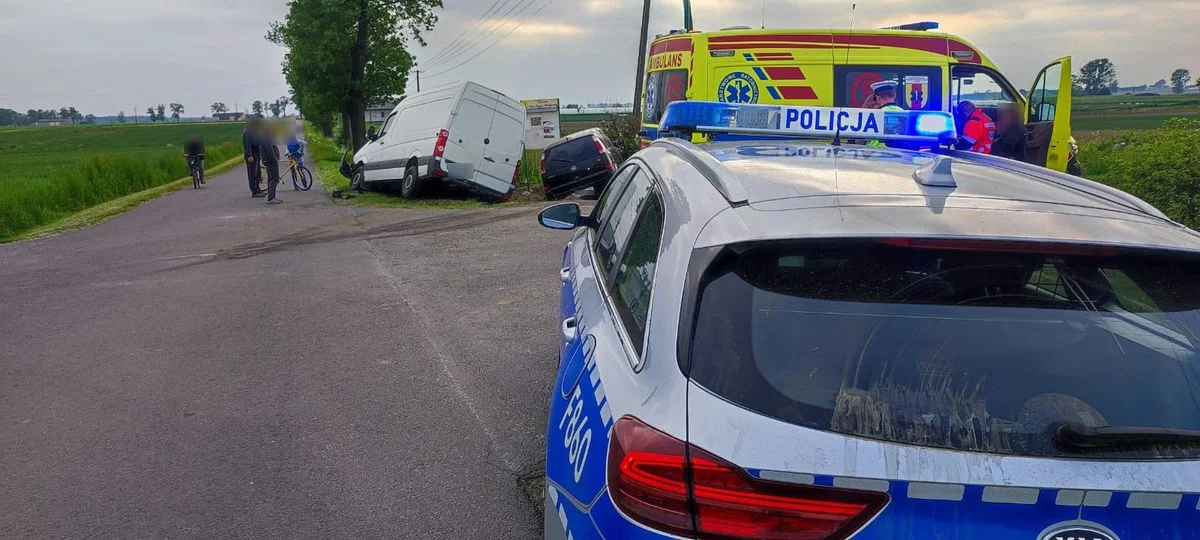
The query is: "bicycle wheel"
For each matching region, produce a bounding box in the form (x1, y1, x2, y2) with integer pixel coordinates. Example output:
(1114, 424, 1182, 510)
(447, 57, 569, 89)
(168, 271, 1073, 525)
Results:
(192, 168, 201, 189)
(296, 166, 313, 191)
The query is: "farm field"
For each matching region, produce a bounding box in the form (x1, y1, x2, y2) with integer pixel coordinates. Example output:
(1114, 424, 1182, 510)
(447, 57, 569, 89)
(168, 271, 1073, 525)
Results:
(0, 122, 245, 241)
(1072, 93, 1200, 140)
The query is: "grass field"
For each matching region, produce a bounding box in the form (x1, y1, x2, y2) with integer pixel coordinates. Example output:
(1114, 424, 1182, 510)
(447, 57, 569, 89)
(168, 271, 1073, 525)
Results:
(1072, 93, 1200, 140)
(0, 122, 245, 241)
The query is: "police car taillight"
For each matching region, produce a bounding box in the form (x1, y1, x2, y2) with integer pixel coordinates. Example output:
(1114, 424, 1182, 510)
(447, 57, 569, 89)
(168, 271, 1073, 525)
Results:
(609, 416, 888, 539)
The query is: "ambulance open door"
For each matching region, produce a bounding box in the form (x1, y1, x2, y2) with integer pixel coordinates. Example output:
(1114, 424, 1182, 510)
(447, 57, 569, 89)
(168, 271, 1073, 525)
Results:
(1026, 57, 1072, 172)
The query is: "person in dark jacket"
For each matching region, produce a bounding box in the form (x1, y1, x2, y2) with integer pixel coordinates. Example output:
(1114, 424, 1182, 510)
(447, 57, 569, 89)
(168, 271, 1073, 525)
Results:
(183, 136, 206, 185)
(261, 122, 283, 204)
(243, 118, 264, 197)
(991, 102, 1028, 162)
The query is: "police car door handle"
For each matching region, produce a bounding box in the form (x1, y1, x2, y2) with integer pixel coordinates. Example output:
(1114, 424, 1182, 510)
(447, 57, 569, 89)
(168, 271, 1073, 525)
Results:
(560, 267, 571, 283)
(561, 317, 578, 344)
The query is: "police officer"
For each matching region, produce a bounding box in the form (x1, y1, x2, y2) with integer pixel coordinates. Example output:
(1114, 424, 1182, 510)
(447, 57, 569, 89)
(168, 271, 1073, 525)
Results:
(866, 80, 903, 148)
(956, 100, 995, 154)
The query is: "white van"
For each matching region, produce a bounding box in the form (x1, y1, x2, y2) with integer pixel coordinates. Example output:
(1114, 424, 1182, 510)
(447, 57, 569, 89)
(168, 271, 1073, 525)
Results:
(348, 81, 526, 200)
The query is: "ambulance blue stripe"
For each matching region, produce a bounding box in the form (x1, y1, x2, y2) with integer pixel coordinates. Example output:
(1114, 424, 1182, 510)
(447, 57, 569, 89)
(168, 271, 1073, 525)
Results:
(767, 86, 781, 100)
(743, 53, 754, 61)
(753, 67, 768, 80)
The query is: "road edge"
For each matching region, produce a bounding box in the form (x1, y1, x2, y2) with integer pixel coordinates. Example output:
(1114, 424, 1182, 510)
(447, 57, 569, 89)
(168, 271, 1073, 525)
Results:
(10, 156, 246, 243)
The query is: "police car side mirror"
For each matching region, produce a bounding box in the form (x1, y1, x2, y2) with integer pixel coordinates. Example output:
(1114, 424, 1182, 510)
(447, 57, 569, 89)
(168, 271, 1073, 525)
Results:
(539, 203, 582, 230)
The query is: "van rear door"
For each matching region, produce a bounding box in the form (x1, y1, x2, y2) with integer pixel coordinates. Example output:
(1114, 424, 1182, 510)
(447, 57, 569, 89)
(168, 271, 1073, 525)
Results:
(475, 95, 526, 197)
(445, 84, 498, 182)
(1026, 57, 1073, 172)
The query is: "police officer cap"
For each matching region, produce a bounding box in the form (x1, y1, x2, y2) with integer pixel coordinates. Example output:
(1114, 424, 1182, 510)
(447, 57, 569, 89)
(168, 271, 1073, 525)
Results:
(870, 80, 898, 93)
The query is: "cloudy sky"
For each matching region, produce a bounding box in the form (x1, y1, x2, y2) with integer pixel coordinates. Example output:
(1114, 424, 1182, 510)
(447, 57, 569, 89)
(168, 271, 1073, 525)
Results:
(1, 0, 1196, 116)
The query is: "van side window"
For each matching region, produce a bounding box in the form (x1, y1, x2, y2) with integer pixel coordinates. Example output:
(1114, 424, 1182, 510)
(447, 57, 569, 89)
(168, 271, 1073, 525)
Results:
(378, 113, 397, 138)
(952, 66, 1016, 111)
(834, 66, 942, 110)
(645, 69, 689, 123)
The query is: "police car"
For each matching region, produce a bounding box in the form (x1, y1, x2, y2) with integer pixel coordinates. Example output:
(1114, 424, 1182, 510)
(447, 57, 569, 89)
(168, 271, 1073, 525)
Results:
(537, 101, 1200, 540)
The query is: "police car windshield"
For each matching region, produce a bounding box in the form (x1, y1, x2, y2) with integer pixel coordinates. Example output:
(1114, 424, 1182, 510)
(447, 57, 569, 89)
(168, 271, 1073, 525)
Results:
(688, 239, 1200, 459)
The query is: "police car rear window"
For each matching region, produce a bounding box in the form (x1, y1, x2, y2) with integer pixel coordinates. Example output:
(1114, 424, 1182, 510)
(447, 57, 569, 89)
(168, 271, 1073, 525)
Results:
(688, 240, 1200, 459)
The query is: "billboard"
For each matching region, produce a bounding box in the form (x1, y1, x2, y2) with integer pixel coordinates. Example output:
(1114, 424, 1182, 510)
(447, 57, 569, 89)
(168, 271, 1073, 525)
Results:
(522, 98, 561, 150)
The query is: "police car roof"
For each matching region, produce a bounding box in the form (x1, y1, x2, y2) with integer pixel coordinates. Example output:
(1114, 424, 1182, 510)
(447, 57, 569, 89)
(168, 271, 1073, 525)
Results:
(650, 139, 1200, 253)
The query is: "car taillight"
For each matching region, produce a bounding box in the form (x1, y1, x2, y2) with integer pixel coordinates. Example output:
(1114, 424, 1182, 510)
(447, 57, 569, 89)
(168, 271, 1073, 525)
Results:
(609, 417, 888, 540)
(540, 154, 547, 174)
(594, 137, 607, 153)
(433, 129, 449, 158)
(512, 160, 521, 186)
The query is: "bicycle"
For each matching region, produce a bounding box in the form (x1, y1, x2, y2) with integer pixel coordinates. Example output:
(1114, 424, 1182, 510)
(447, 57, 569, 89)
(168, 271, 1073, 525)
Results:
(260, 154, 313, 191)
(186, 154, 204, 189)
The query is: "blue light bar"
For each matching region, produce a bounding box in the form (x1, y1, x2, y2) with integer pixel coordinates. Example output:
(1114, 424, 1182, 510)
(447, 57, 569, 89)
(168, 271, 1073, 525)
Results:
(659, 101, 957, 146)
(883, 21, 940, 31)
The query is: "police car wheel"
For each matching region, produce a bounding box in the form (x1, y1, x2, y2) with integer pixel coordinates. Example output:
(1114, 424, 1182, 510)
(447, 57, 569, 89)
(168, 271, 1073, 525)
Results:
(401, 166, 422, 199)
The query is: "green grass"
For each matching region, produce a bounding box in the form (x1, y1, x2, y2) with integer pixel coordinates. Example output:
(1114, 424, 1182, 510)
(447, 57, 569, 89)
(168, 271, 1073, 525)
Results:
(1074, 114, 1200, 131)
(305, 123, 547, 208)
(0, 122, 245, 241)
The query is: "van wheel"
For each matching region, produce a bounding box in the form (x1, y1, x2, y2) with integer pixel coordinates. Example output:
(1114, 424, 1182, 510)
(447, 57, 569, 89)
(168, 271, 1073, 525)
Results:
(350, 167, 366, 192)
(401, 165, 422, 199)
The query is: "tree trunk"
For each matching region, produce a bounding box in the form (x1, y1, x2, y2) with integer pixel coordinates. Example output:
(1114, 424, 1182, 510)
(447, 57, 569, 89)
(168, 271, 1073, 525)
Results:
(346, 0, 370, 152)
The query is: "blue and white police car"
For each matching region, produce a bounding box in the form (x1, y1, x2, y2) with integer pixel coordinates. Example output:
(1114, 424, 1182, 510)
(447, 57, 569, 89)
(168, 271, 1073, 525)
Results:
(537, 101, 1200, 540)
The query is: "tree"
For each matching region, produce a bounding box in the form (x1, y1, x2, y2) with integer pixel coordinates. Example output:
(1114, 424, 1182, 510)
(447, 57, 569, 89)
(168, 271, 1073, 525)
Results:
(268, 0, 442, 150)
(0, 108, 23, 126)
(1171, 69, 1192, 94)
(277, 95, 291, 117)
(147, 107, 157, 122)
(268, 99, 282, 117)
(155, 104, 167, 122)
(211, 102, 228, 114)
(1077, 58, 1119, 96)
(83, 114, 96, 124)
(117, 111, 126, 124)
(170, 103, 185, 121)
(252, 100, 264, 117)
(1153, 79, 1168, 88)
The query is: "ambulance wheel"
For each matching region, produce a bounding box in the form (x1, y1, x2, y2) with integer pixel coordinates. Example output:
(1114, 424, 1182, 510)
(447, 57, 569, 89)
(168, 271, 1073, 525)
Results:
(401, 165, 422, 199)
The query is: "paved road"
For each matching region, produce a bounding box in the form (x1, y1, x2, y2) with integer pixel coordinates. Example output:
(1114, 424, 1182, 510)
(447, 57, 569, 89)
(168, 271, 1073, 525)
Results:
(0, 162, 567, 538)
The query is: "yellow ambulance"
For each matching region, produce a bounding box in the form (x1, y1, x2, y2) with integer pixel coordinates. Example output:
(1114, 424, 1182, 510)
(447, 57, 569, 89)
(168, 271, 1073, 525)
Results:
(641, 23, 1080, 173)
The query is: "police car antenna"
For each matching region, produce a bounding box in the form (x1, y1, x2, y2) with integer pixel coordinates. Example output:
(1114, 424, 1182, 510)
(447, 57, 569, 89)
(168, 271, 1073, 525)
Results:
(831, 3, 856, 147)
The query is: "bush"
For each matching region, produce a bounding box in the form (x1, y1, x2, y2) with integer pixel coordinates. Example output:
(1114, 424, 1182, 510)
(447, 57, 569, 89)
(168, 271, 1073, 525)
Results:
(1082, 118, 1200, 227)
(599, 114, 641, 162)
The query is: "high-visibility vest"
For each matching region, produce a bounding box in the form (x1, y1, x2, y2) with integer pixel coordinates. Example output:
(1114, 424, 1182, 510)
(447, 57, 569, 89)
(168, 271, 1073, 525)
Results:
(867, 105, 904, 147)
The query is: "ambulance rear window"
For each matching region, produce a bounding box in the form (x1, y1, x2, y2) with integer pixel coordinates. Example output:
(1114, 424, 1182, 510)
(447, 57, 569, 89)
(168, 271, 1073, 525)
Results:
(645, 69, 688, 124)
(834, 65, 942, 111)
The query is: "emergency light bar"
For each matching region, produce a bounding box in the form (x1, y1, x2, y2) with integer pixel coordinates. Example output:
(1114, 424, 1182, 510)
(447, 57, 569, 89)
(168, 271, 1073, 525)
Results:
(882, 21, 940, 31)
(658, 101, 957, 146)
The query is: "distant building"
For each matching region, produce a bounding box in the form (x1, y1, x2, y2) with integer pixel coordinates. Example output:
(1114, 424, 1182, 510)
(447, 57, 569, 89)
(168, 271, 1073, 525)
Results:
(366, 103, 397, 123)
(213, 112, 245, 121)
(36, 118, 72, 126)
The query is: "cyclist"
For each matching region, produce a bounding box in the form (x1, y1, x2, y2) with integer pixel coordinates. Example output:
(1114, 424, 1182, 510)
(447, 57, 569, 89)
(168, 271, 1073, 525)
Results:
(183, 136, 206, 185)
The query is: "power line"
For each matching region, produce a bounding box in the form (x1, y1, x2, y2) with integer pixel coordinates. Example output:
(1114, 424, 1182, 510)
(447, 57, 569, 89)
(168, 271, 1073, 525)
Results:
(421, 0, 513, 66)
(422, 0, 543, 71)
(424, 0, 556, 78)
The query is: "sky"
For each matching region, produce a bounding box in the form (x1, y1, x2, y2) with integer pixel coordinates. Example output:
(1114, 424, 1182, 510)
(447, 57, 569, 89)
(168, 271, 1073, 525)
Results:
(0, 0, 1196, 116)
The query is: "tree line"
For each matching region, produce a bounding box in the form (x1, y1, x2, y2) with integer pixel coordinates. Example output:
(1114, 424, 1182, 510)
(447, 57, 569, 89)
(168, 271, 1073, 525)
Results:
(1073, 59, 1196, 96)
(0, 107, 97, 126)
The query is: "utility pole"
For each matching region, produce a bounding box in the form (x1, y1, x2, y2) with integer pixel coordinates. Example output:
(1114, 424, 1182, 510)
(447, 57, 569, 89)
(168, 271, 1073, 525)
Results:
(632, 0, 652, 125)
(415, 70, 422, 93)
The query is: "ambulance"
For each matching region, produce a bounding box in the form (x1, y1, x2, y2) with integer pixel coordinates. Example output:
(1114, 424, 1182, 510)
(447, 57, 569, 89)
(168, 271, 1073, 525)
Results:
(640, 22, 1082, 174)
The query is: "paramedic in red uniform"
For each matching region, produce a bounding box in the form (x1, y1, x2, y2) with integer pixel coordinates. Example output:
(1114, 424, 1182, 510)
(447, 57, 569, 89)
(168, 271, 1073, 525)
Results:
(955, 100, 995, 154)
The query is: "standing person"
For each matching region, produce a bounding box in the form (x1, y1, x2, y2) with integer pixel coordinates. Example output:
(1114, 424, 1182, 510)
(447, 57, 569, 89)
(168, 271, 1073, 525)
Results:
(243, 118, 264, 198)
(260, 122, 283, 204)
(955, 100, 995, 154)
(991, 102, 1028, 162)
(865, 80, 903, 148)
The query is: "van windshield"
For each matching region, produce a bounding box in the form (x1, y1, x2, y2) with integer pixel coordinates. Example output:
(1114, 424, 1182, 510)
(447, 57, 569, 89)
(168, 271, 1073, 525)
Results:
(688, 240, 1200, 459)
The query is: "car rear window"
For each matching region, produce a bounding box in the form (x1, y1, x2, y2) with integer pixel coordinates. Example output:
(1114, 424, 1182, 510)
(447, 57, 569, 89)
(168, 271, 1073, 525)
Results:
(688, 239, 1200, 459)
(546, 136, 598, 169)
